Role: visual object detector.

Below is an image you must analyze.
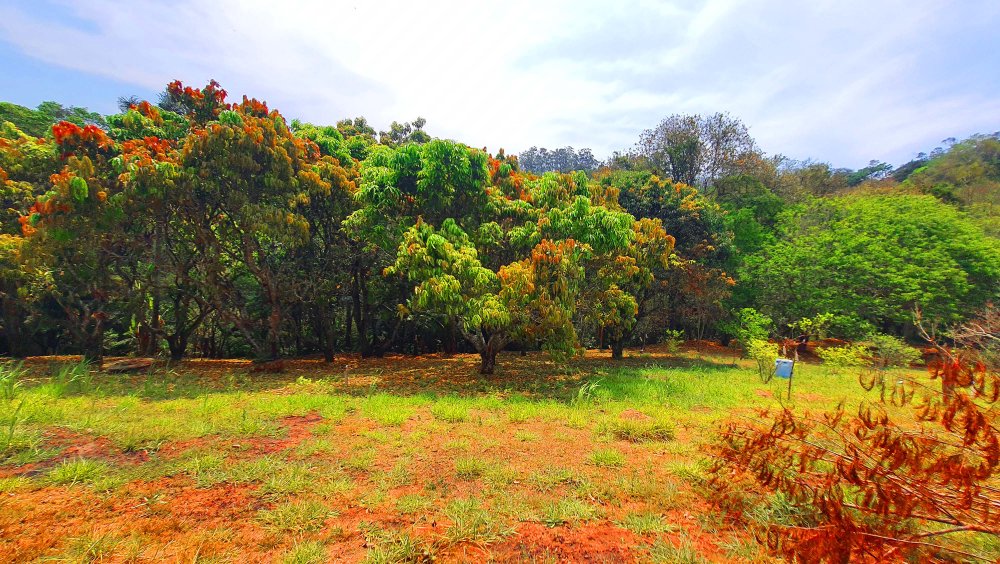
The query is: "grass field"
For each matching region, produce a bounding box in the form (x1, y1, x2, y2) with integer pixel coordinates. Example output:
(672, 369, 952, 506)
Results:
(0, 345, 924, 563)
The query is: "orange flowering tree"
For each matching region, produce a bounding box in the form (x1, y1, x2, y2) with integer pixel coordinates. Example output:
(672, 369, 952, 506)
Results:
(171, 95, 332, 361)
(17, 120, 121, 361)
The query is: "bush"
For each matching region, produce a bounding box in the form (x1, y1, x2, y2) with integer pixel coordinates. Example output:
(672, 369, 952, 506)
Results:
(815, 343, 869, 373)
(790, 313, 834, 339)
(745, 339, 779, 383)
(663, 329, 684, 354)
(866, 333, 921, 369)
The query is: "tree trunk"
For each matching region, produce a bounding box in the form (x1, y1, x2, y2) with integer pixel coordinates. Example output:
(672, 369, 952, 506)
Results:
(480, 348, 498, 374)
(267, 306, 281, 360)
(611, 340, 624, 360)
(168, 334, 188, 361)
(352, 263, 371, 357)
(83, 323, 105, 366)
(343, 304, 352, 350)
(444, 317, 458, 356)
(478, 333, 509, 375)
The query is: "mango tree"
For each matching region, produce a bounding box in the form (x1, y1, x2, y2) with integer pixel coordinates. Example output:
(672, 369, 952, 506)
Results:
(174, 98, 330, 360)
(387, 218, 586, 374)
(345, 139, 491, 356)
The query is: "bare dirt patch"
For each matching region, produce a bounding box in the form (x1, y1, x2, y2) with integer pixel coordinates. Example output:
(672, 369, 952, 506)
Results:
(493, 522, 645, 563)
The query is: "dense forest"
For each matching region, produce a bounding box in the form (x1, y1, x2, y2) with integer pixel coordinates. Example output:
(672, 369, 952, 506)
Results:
(1, 81, 998, 372)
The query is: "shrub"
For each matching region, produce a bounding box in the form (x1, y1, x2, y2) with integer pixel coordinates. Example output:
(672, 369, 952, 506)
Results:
(866, 333, 921, 369)
(709, 337, 1000, 561)
(790, 312, 835, 340)
(663, 329, 685, 354)
(815, 343, 869, 373)
(721, 308, 773, 348)
(745, 339, 778, 383)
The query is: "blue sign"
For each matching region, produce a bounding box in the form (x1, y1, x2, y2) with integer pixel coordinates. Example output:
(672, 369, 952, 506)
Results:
(775, 358, 794, 379)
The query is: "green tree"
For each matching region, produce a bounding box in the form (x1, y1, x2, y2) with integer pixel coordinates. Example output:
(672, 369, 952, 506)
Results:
(902, 133, 1000, 236)
(0, 101, 105, 138)
(742, 194, 1000, 336)
(345, 139, 492, 356)
(388, 220, 586, 374)
(606, 170, 734, 340)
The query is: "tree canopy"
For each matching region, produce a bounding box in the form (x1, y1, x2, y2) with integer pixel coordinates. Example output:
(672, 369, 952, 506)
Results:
(0, 82, 997, 370)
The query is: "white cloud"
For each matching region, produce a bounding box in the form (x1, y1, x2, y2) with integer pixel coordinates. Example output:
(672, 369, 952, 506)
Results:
(1, 0, 997, 168)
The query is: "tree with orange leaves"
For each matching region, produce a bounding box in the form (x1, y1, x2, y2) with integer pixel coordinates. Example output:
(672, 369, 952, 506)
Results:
(17, 120, 120, 362)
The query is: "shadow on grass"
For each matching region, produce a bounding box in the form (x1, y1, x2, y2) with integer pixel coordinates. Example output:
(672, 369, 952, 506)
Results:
(13, 349, 742, 403)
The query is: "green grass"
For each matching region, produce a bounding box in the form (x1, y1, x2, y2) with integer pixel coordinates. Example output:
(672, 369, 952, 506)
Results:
(260, 461, 318, 496)
(43, 360, 95, 398)
(0, 350, 912, 561)
(454, 455, 489, 479)
(443, 438, 470, 451)
(514, 429, 540, 442)
(0, 361, 27, 401)
(345, 448, 377, 472)
(257, 500, 335, 532)
(0, 475, 31, 493)
(396, 493, 434, 514)
(599, 418, 675, 442)
(541, 497, 601, 526)
(618, 512, 675, 535)
(382, 458, 413, 487)
(360, 523, 434, 564)
(430, 397, 471, 423)
(47, 458, 109, 486)
(358, 393, 419, 426)
(529, 467, 580, 492)
(282, 540, 327, 564)
(649, 534, 709, 564)
(444, 498, 514, 543)
(295, 438, 334, 457)
(484, 464, 519, 489)
(61, 530, 121, 562)
(587, 448, 626, 468)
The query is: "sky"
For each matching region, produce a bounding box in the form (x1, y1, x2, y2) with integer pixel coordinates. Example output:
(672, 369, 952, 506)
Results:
(1, 0, 998, 169)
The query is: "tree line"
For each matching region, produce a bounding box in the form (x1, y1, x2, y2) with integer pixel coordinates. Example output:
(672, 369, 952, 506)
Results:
(1, 81, 997, 372)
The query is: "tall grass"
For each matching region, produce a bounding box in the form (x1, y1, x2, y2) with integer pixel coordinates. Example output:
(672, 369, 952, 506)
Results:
(44, 360, 94, 398)
(0, 361, 27, 401)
